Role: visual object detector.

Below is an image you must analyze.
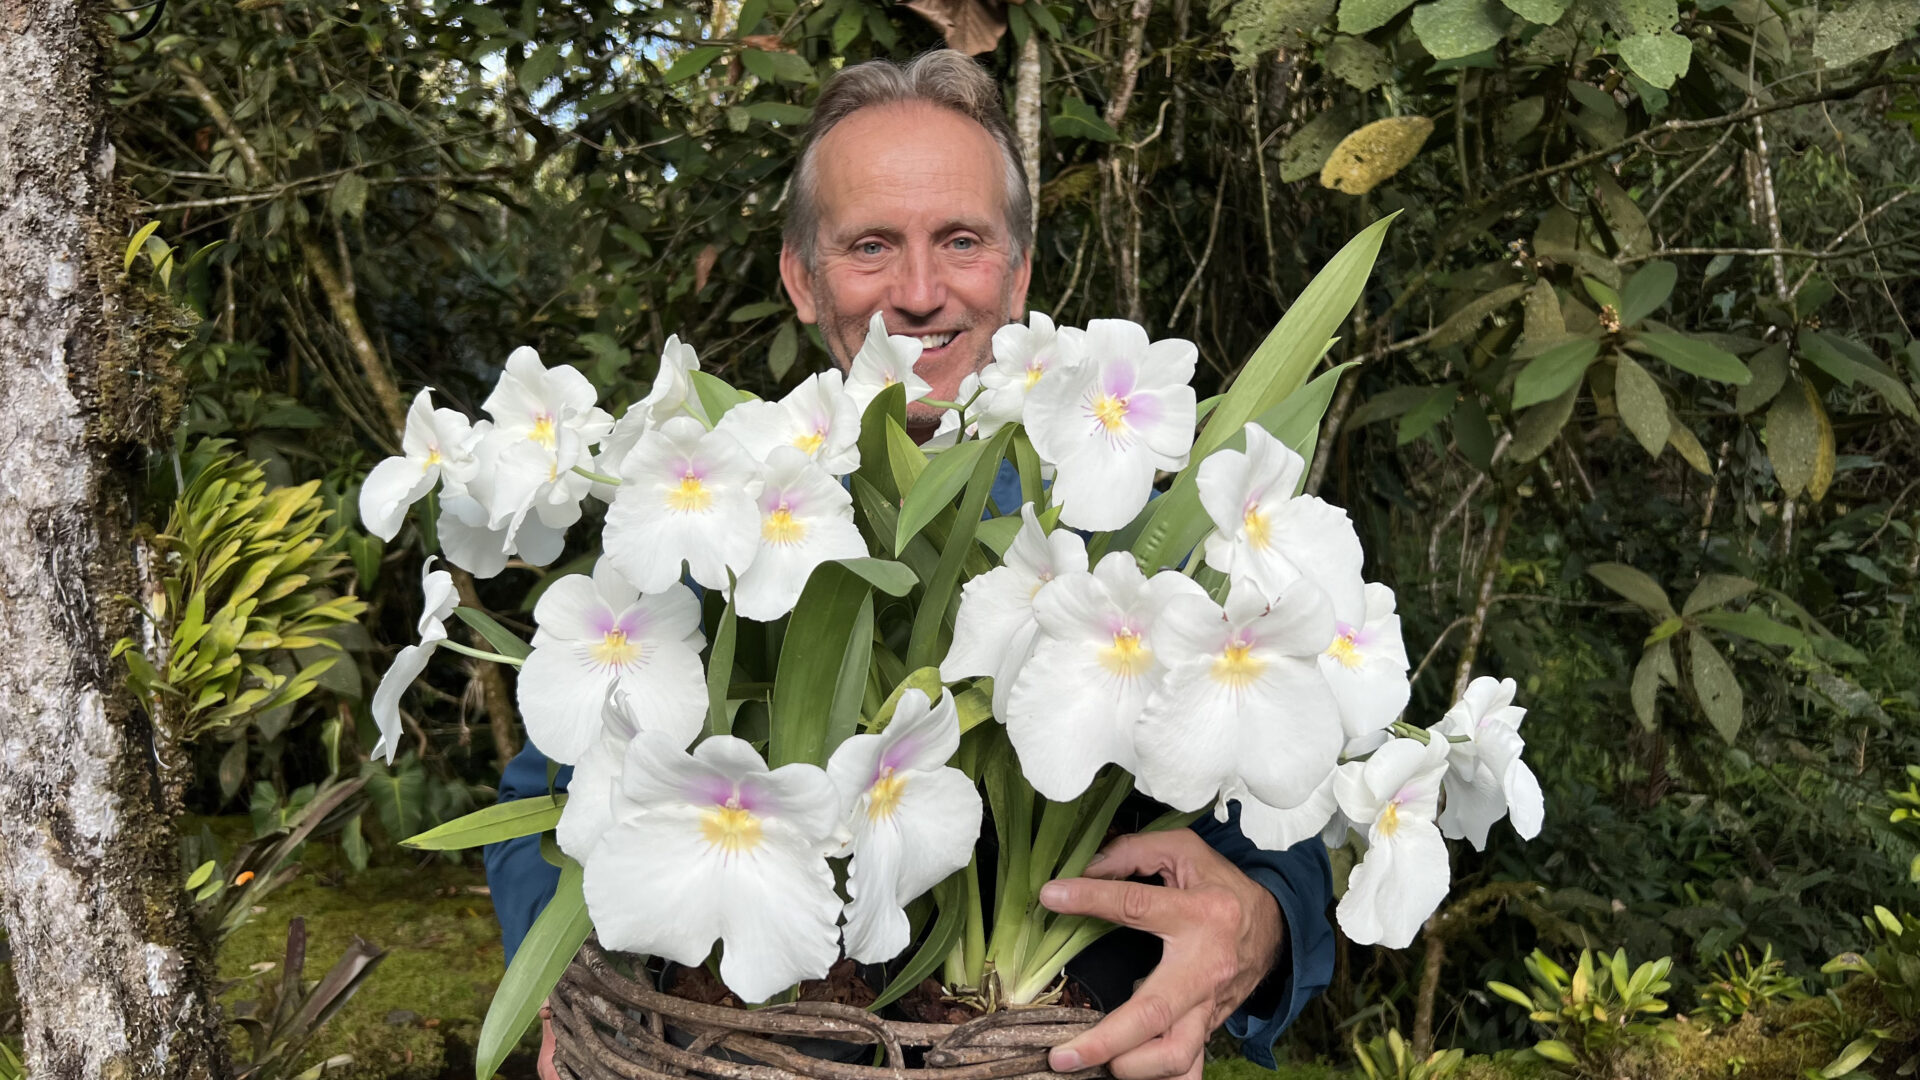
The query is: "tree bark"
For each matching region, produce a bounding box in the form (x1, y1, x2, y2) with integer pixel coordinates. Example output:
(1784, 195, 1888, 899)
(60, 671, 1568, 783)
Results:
(0, 4, 230, 1076)
(1013, 32, 1042, 245)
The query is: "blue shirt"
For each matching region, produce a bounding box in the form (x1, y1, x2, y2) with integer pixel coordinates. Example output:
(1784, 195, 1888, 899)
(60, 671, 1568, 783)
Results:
(483, 460, 1336, 1066)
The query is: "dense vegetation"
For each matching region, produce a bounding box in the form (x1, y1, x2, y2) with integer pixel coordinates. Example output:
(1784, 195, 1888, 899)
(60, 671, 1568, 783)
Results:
(19, 0, 1919, 1073)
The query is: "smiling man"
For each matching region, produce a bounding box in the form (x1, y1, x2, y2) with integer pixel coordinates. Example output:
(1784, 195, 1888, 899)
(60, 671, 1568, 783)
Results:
(492, 51, 1334, 1080)
(775, 51, 1336, 1080)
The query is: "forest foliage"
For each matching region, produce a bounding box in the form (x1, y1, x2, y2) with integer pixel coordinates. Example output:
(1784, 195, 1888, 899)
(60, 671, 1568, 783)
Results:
(68, 0, 1920, 1070)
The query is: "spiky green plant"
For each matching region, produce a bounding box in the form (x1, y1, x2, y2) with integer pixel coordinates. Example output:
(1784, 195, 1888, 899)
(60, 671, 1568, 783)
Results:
(115, 439, 365, 741)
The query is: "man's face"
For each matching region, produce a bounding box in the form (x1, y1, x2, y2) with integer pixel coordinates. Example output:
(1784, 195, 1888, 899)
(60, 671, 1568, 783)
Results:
(780, 102, 1031, 424)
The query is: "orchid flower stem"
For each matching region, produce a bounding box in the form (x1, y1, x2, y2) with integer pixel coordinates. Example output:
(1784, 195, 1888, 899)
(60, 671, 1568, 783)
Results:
(439, 640, 526, 667)
(570, 464, 622, 486)
(1011, 920, 1114, 1004)
(1390, 720, 1430, 744)
(963, 855, 987, 984)
(919, 398, 965, 411)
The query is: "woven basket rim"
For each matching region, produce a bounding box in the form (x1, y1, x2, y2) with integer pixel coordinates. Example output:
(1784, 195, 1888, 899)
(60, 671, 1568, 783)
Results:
(549, 936, 1109, 1080)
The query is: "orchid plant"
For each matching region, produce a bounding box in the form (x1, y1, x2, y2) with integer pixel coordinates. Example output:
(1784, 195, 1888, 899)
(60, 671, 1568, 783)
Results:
(368, 217, 1546, 1077)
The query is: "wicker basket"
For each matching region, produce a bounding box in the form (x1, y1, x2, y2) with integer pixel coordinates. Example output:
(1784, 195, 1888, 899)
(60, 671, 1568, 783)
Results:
(549, 937, 1110, 1080)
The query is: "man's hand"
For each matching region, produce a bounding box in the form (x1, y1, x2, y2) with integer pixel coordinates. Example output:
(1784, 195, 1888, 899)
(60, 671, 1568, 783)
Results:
(1036, 829, 1283, 1080)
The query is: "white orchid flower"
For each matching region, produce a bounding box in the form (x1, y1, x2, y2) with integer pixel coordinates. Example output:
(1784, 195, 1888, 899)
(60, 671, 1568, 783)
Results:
(484, 345, 615, 455)
(731, 448, 868, 622)
(1319, 582, 1413, 744)
(1199, 424, 1367, 624)
(1333, 737, 1452, 948)
(370, 559, 459, 764)
(602, 416, 764, 593)
(518, 561, 707, 766)
(977, 312, 1086, 436)
(429, 424, 569, 576)
(1005, 553, 1207, 800)
(1432, 676, 1543, 850)
(584, 733, 843, 1003)
(1134, 580, 1345, 813)
(826, 689, 982, 963)
(1222, 774, 1345, 853)
(845, 311, 931, 415)
(555, 685, 649, 862)
(637, 334, 707, 427)
(940, 503, 1089, 720)
(716, 369, 862, 475)
(1024, 320, 1198, 531)
(589, 407, 649, 501)
(359, 388, 477, 541)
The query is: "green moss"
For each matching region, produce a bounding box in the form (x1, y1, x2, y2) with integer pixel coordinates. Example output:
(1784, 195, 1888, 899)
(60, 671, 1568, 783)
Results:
(216, 853, 518, 1080)
(1206, 1058, 1349, 1080)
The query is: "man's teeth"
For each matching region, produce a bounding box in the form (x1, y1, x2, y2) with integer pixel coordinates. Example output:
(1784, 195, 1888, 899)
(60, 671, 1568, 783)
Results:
(918, 332, 957, 349)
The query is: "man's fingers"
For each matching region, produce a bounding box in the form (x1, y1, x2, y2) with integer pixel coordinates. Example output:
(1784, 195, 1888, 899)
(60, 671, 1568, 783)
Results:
(1039, 877, 1190, 933)
(1105, 1005, 1211, 1080)
(1081, 831, 1192, 882)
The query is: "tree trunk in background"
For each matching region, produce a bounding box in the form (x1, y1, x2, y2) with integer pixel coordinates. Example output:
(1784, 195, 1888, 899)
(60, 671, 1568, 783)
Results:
(0, 4, 229, 1075)
(1014, 32, 1042, 244)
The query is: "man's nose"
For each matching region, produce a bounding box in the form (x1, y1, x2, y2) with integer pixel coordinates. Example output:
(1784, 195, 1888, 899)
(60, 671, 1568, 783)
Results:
(888, 242, 947, 321)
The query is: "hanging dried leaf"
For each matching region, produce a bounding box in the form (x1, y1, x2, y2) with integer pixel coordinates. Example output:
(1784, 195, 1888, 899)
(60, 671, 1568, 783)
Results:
(902, 0, 1009, 55)
(1319, 115, 1434, 194)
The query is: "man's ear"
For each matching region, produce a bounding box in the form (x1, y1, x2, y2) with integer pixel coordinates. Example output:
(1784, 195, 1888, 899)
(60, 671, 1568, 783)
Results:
(780, 242, 818, 324)
(1008, 249, 1034, 321)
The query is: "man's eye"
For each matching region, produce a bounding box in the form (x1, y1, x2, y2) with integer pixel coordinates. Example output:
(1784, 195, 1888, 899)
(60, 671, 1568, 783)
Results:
(952, 237, 976, 251)
(858, 241, 886, 256)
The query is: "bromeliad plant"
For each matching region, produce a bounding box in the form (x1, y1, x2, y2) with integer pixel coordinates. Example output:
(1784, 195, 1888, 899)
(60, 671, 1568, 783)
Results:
(364, 216, 1546, 1076)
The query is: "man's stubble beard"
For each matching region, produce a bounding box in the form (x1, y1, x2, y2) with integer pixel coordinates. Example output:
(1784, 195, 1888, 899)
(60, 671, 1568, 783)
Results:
(810, 271, 1011, 427)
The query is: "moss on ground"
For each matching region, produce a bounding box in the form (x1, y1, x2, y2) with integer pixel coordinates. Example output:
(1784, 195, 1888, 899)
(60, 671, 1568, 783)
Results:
(215, 849, 532, 1080)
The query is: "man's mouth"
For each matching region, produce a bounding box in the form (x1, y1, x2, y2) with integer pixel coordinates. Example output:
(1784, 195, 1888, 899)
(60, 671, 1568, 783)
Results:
(916, 332, 959, 351)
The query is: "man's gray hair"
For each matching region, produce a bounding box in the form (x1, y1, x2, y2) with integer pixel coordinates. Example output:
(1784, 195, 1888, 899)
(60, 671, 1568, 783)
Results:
(784, 50, 1033, 268)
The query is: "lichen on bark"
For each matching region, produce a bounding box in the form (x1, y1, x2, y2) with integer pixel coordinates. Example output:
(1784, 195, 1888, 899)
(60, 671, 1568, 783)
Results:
(0, 3, 227, 1076)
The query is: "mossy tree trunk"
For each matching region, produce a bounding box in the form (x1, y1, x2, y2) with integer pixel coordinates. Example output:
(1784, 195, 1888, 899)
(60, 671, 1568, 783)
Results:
(0, 3, 229, 1075)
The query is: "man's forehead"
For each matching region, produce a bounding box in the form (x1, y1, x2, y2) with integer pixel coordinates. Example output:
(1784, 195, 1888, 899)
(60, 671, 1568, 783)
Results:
(809, 103, 1005, 226)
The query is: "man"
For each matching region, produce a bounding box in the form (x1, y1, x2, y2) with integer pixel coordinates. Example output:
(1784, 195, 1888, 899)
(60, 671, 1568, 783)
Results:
(488, 50, 1335, 1080)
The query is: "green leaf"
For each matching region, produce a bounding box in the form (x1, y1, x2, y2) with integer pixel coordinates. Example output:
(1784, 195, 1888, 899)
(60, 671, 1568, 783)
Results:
(186, 859, 216, 891)
(832, 1, 864, 50)
(450, 607, 531, 661)
(1588, 562, 1675, 617)
(1688, 630, 1743, 742)
(1631, 640, 1672, 730)
(361, 759, 426, 840)
(743, 48, 816, 85)
(705, 592, 738, 738)
(1823, 1034, 1881, 1078)
(1452, 397, 1496, 472)
(1533, 1040, 1578, 1065)
(664, 44, 724, 83)
(1050, 96, 1120, 143)
(1631, 331, 1753, 384)
(1195, 215, 1396, 462)
(1339, 0, 1419, 32)
(897, 438, 995, 554)
(836, 557, 918, 597)
(855, 383, 909, 501)
(1801, 332, 1919, 420)
(1500, 0, 1566, 22)
(402, 796, 565, 850)
(1736, 342, 1791, 414)
(1433, 282, 1531, 348)
(125, 221, 161, 272)
(1766, 377, 1834, 500)
(746, 101, 813, 126)
(1488, 980, 1536, 1010)
(1613, 353, 1670, 457)
(1514, 337, 1600, 409)
(1410, 0, 1510, 60)
(770, 562, 875, 767)
(1619, 261, 1677, 327)
(517, 42, 562, 94)
(1226, 0, 1337, 61)
(907, 427, 1015, 669)
(1814, 0, 1919, 68)
(1396, 385, 1459, 445)
(1696, 610, 1810, 650)
(475, 858, 590, 1080)
(767, 320, 800, 380)
(1497, 95, 1548, 145)
(1590, 171, 1650, 257)
(1617, 30, 1692, 88)
(1507, 383, 1578, 463)
(690, 369, 750, 423)
(728, 300, 786, 322)
(1325, 35, 1394, 90)
(1279, 109, 1354, 183)
(1683, 574, 1758, 616)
